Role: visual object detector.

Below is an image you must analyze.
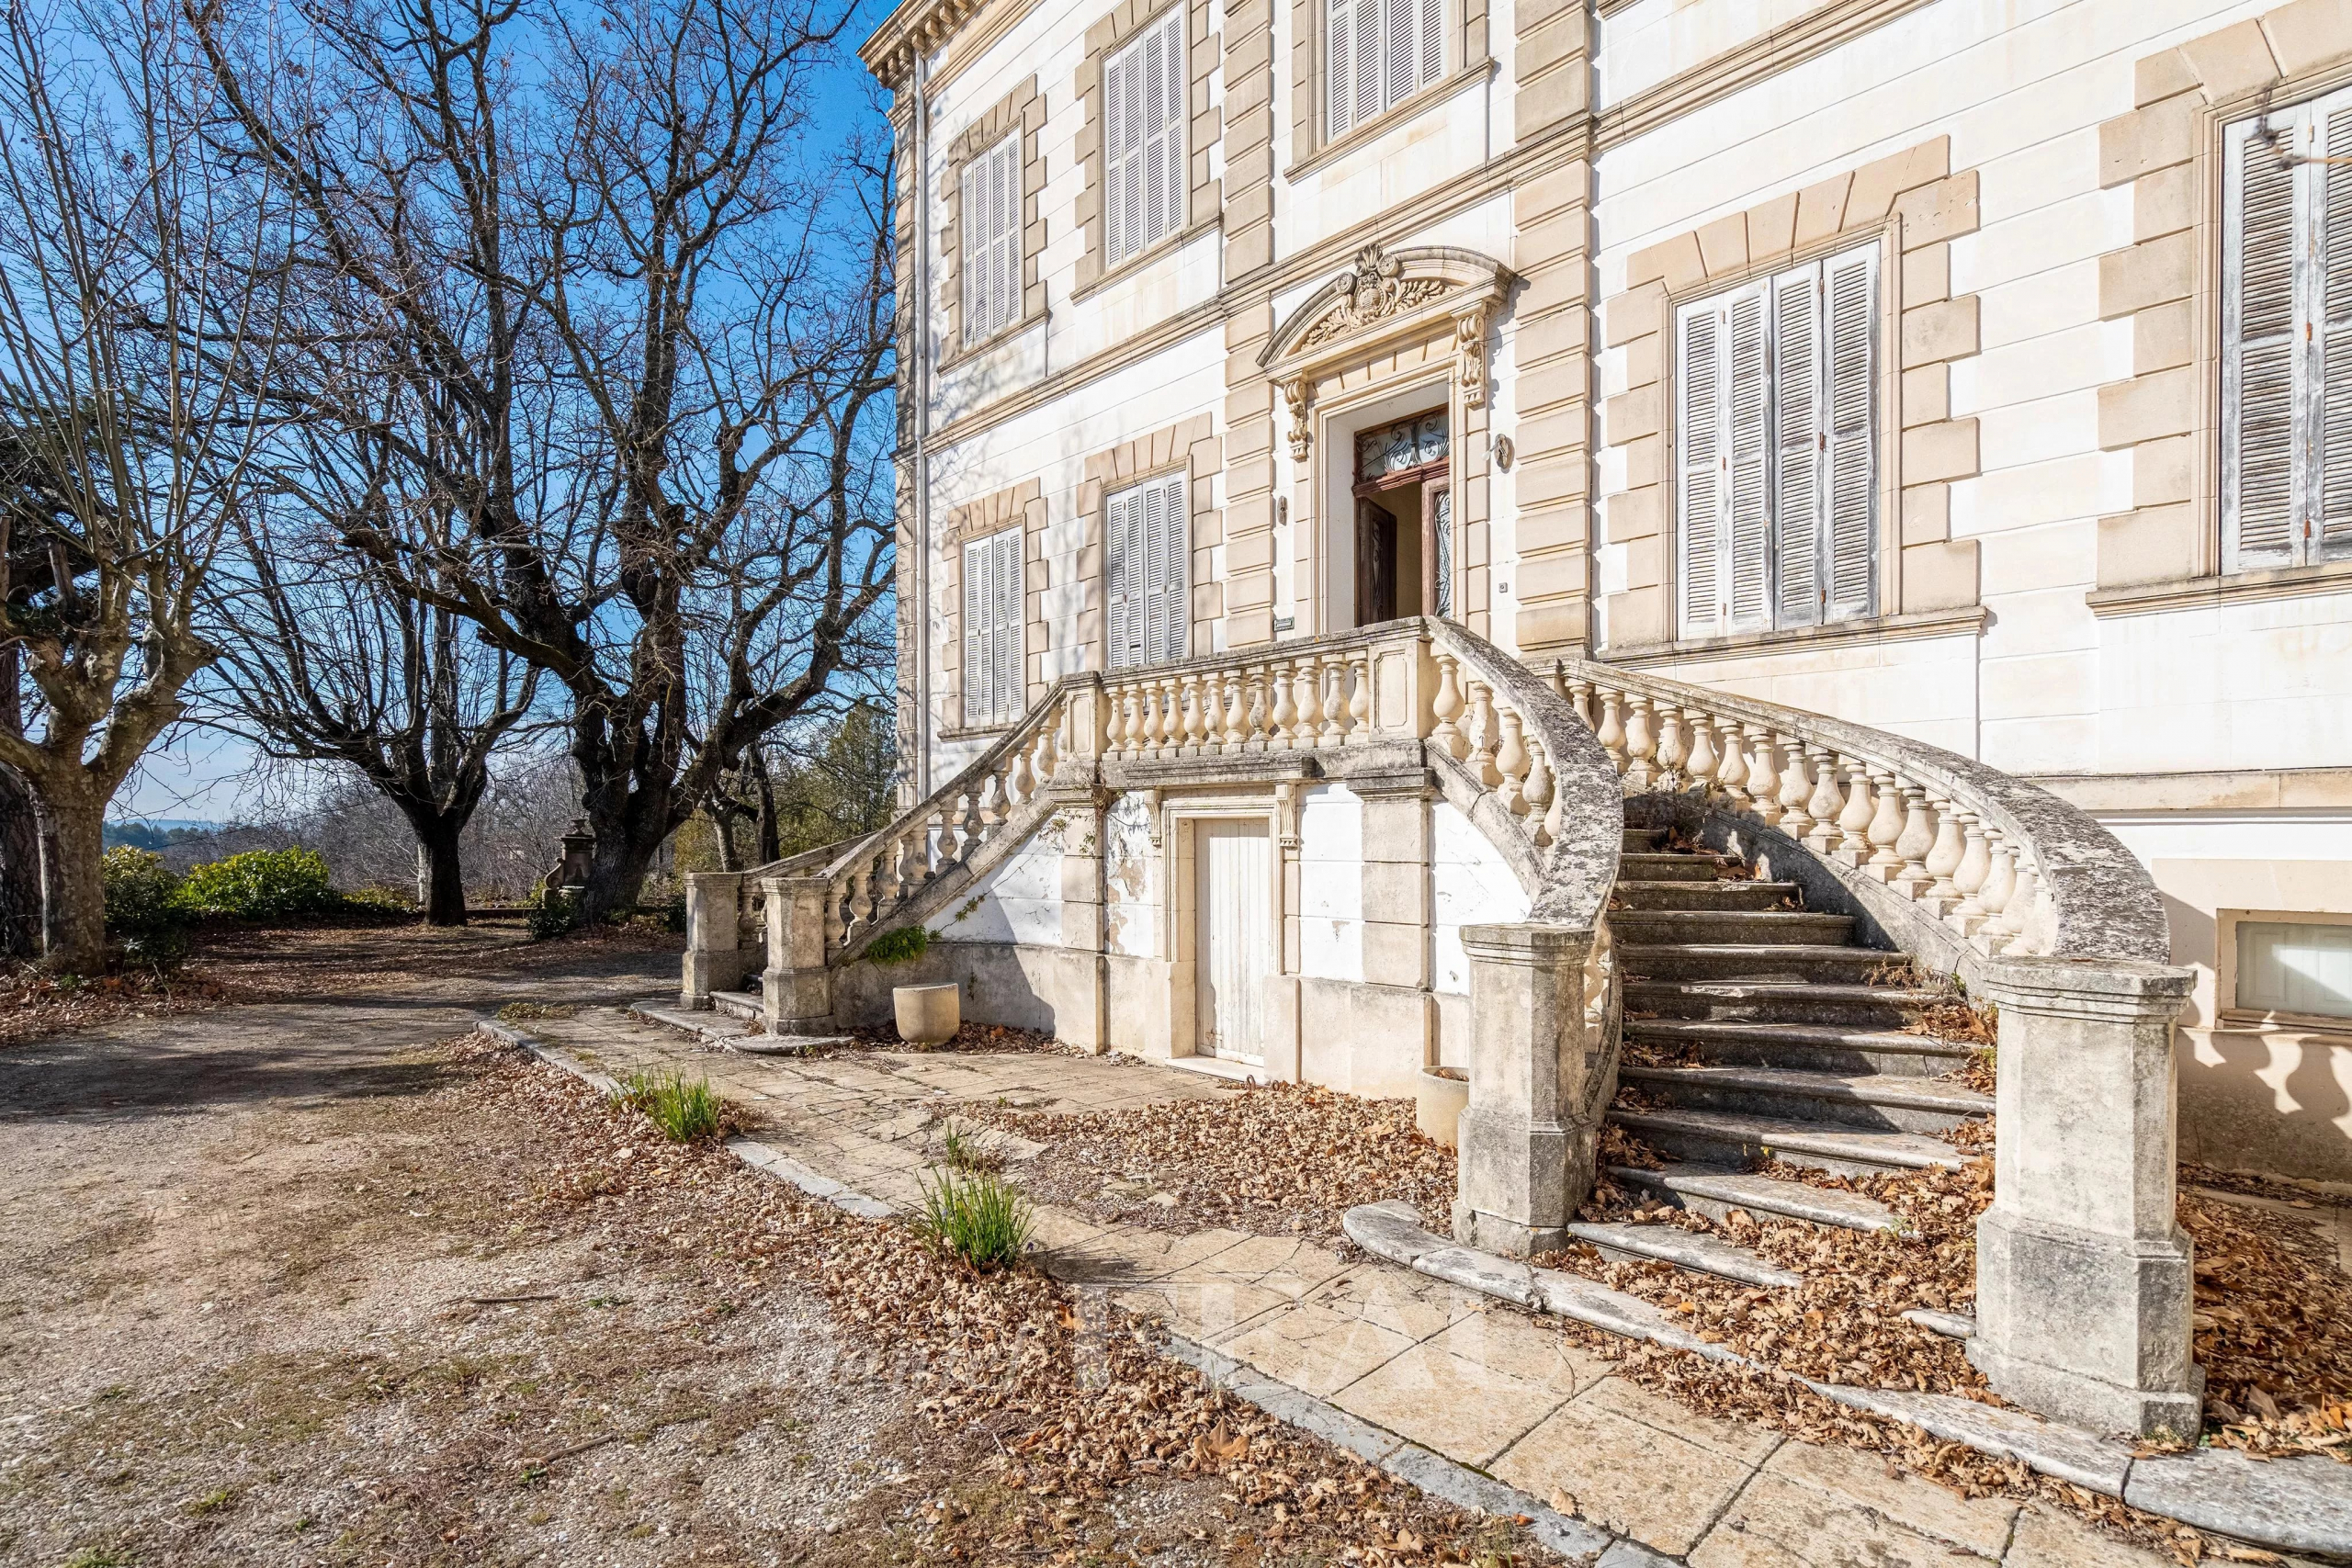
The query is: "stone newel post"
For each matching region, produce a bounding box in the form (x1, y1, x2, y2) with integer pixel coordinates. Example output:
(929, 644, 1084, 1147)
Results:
(759, 873, 836, 1034)
(1453, 922, 1614, 1254)
(1969, 957, 2201, 1438)
(679, 872, 746, 1009)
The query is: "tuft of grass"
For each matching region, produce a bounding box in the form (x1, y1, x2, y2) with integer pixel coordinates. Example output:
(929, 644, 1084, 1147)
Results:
(914, 1167, 1034, 1271)
(187, 1486, 235, 1516)
(66, 1549, 135, 1568)
(612, 1068, 723, 1142)
(939, 1124, 999, 1173)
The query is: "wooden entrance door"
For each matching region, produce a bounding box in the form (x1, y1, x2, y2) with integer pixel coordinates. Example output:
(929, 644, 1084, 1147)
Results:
(1193, 819, 1270, 1061)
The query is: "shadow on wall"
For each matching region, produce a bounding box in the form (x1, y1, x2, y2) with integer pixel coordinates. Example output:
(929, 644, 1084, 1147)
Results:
(2168, 895, 2352, 1186)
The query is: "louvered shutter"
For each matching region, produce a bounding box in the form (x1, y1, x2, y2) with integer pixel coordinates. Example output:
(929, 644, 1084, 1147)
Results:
(1724, 284, 1772, 631)
(2320, 99, 2352, 559)
(1384, 0, 1414, 107)
(992, 138, 1018, 336)
(962, 540, 988, 722)
(1352, 0, 1380, 129)
(995, 532, 1024, 714)
(1327, 0, 1353, 137)
(2227, 108, 2301, 570)
(1769, 265, 1822, 628)
(1677, 300, 1721, 636)
(1103, 12, 1183, 266)
(1419, 0, 1442, 89)
(1106, 486, 1136, 669)
(1822, 248, 1877, 621)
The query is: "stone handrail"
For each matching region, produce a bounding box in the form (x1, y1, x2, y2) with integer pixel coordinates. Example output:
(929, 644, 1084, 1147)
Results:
(1536, 656, 2171, 969)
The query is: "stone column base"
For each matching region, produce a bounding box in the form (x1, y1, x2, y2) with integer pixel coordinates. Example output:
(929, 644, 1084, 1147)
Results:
(1969, 1207, 2203, 1439)
(1452, 1105, 1594, 1257)
(762, 966, 835, 1034)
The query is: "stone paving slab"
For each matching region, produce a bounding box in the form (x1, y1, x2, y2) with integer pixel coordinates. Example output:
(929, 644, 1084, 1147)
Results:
(515, 1003, 2186, 1568)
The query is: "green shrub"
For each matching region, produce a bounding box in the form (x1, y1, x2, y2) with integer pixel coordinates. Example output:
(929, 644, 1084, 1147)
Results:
(528, 887, 577, 941)
(915, 1167, 1034, 1271)
(864, 925, 930, 966)
(613, 1067, 723, 1142)
(174, 848, 338, 922)
(103, 847, 184, 933)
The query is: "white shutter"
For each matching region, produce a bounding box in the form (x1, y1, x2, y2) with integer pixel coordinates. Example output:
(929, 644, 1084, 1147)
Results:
(1724, 284, 1772, 631)
(1822, 247, 1877, 621)
(996, 532, 1024, 714)
(1105, 487, 1136, 669)
(1770, 265, 1822, 628)
(1328, 0, 1439, 138)
(962, 541, 986, 722)
(960, 136, 1020, 345)
(2226, 107, 2302, 570)
(1384, 0, 1414, 107)
(1108, 472, 1185, 668)
(992, 137, 1019, 336)
(2320, 99, 2352, 559)
(1418, 0, 1443, 89)
(1676, 299, 1721, 636)
(1352, 0, 1380, 129)
(1103, 11, 1182, 265)
(1159, 472, 1188, 660)
(961, 531, 1023, 723)
(1326, 0, 1353, 137)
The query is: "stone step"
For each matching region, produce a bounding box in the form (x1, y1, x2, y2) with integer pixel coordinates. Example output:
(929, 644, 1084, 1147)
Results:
(1618, 943, 1894, 984)
(1611, 909, 1856, 946)
(1607, 1161, 1902, 1233)
(1620, 1064, 1991, 1134)
(1625, 1017, 1976, 1077)
(1608, 1105, 1968, 1178)
(712, 989, 763, 1022)
(1622, 826, 1668, 852)
(1562, 1220, 1803, 1289)
(1613, 879, 1800, 912)
(1624, 978, 1947, 1028)
(1616, 852, 1727, 883)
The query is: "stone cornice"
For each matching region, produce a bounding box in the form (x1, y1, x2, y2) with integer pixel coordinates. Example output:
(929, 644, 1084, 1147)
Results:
(860, 0, 987, 89)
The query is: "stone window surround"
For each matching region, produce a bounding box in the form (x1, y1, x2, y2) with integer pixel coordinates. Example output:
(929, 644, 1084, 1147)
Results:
(1599, 135, 1984, 660)
(1283, 0, 1493, 182)
(2214, 907, 2352, 1035)
(1074, 412, 1224, 671)
(1071, 0, 1224, 299)
(938, 76, 1049, 371)
(2087, 4, 2352, 615)
(939, 478, 1046, 737)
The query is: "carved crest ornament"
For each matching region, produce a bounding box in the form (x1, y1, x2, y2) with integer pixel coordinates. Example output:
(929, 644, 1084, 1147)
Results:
(1265, 243, 1509, 459)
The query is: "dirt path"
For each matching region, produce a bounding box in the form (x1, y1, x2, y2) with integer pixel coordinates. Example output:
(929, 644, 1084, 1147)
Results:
(0, 951, 1553, 1568)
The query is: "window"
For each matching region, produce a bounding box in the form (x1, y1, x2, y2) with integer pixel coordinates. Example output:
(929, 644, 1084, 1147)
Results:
(959, 135, 1021, 346)
(961, 528, 1024, 727)
(1106, 471, 1187, 669)
(1326, 0, 1443, 141)
(2223, 86, 2352, 572)
(2235, 919, 2352, 1021)
(1676, 243, 1878, 637)
(1103, 10, 1185, 267)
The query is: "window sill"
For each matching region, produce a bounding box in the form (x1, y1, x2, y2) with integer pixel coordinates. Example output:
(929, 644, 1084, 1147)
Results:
(1283, 60, 1498, 185)
(2211, 1008, 2352, 1042)
(939, 309, 1047, 376)
(1071, 216, 1220, 305)
(1601, 604, 1988, 667)
(2086, 557, 2352, 617)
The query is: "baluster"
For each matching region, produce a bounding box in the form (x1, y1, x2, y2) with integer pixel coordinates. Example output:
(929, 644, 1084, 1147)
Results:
(1148, 678, 1172, 757)
(1994, 852, 2039, 952)
(1190, 674, 1216, 752)
(1524, 735, 1555, 844)
(1495, 708, 1530, 814)
(1974, 835, 2018, 953)
(1243, 666, 1269, 750)
(1347, 651, 1373, 741)
(1318, 657, 1348, 748)
(1170, 676, 1197, 754)
(1803, 748, 1843, 852)
(835, 867, 862, 944)
(1568, 680, 1595, 730)
(1543, 740, 1569, 845)
(1269, 660, 1298, 750)
(1430, 649, 1467, 760)
(1292, 655, 1324, 750)
(1654, 705, 1688, 790)
(1683, 708, 1719, 796)
(1465, 681, 1501, 787)
(1766, 736, 1803, 834)
(896, 829, 925, 900)
(1709, 716, 1744, 807)
(1922, 797, 1964, 912)
(1739, 726, 1777, 823)
(1546, 660, 1570, 702)
(1865, 767, 1905, 879)
(959, 784, 986, 861)
(1034, 708, 1059, 784)
(1892, 785, 1937, 897)
(1834, 758, 1875, 863)
(1950, 812, 1992, 934)
(1623, 694, 1657, 790)
(1106, 685, 1130, 758)
(1595, 687, 1627, 773)
(1008, 735, 1035, 805)
(1220, 671, 1246, 750)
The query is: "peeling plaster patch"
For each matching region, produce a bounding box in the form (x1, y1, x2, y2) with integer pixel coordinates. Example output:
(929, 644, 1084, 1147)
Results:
(1105, 792, 1159, 958)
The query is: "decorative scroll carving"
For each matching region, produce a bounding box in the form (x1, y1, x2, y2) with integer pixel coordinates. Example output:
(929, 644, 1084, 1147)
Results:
(1280, 376, 1313, 459)
(1453, 303, 1492, 410)
(1297, 245, 1448, 351)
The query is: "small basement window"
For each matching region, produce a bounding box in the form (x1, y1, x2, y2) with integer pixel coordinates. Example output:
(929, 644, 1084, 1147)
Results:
(2234, 918, 2352, 1021)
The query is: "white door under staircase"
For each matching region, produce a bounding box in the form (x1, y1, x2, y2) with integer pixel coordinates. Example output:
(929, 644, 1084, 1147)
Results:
(1194, 819, 1271, 1062)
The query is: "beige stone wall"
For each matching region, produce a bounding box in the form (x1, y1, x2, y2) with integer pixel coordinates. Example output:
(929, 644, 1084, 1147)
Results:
(1071, 0, 1224, 296)
(938, 478, 1046, 733)
(937, 75, 1048, 367)
(2091, 1, 2352, 598)
(1599, 137, 1984, 655)
(1075, 412, 1222, 665)
(1220, 0, 1279, 649)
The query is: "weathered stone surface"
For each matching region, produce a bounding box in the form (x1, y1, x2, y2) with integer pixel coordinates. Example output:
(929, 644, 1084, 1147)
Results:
(1898, 1306, 1975, 1339)
(1811, 1384, 2132, 1496)
(2123, 1450, 2352, 1557)
(1565, 1220, 1803, 1289)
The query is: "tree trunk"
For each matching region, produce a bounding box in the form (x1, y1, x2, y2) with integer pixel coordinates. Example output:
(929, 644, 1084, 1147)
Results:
(0, 762, 43, 960)
(417, 813, 469, 926)
(44, 788, 107, 976)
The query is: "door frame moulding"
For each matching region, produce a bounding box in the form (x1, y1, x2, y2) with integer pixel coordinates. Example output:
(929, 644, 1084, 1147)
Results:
(1162, 795, 1285, 1062)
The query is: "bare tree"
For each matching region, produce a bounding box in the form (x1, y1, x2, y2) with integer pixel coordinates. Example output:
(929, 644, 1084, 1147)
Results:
(0, 0, 290, 973)
(191, 0, 898, 924)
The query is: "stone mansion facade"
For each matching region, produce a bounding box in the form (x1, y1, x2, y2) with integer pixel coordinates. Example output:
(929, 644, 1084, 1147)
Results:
(853, 0, 2352, 1194)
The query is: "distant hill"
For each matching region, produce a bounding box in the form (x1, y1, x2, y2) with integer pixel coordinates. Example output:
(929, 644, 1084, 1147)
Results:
(103, 819, 223, 851)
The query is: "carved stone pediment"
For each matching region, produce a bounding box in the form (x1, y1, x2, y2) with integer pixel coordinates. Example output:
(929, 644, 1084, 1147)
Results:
(1261, 244, 1515, 457)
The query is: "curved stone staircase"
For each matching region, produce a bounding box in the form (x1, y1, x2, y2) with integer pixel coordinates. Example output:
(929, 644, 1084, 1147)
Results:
(1560, 822, 1992, 1299)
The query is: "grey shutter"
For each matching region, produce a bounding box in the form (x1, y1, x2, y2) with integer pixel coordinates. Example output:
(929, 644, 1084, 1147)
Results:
(2321, 99, 2352, 559)
(1139, 472, 1188, 664)
(962, 541, 986, 721)
(1104, 46, 1129, 265)
(1724, 283, 1771, 631)
(1105, 487, 1135, 670)
(994, 532, 1023, 716)
(1677, 300, 1721, 636)
(1822, 247, 1877, 621)
(1419, 0, 1442, 89)
(1352, 0, 1379, 129)
(992, 138, 1018, 336)
(1159, 10, 1185, 243)
(1384, 0, 1414, 107)
(2227, 108, 2301, 570)
(1327, 0, 1352, 137)
(1142, 17, 1170, 252)
(1770, 265, 1822, 628)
